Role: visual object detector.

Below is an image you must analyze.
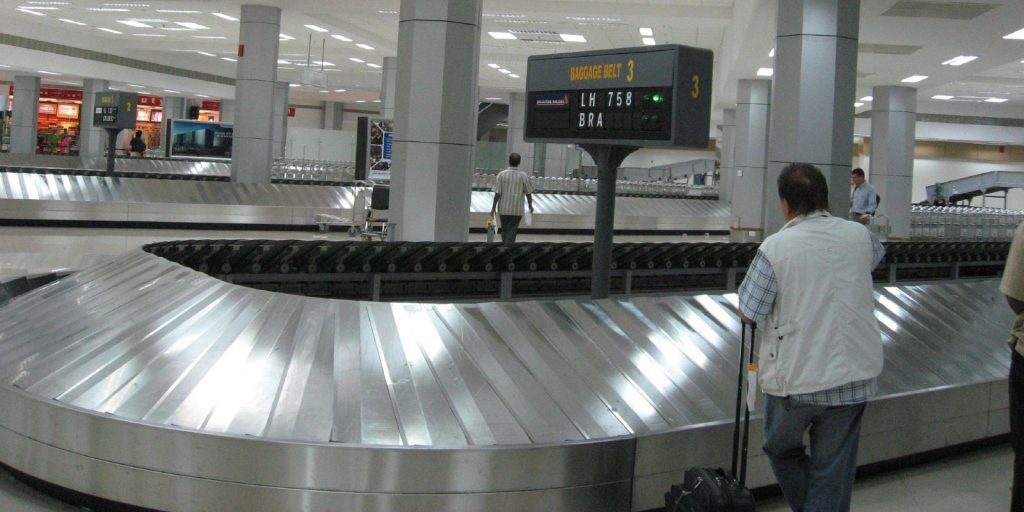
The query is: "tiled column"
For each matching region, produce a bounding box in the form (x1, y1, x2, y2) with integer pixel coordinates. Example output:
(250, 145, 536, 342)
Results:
(731, 80, 771, 241)
(506, 92, 534, 173)
(231, 4, 280, 183)
(79, 78, 109, 159)
(719, 108, 737, 203)
(390, 0, 483, 241)
(272, 81, 288, 159)
(765, 0, 860, 234)
(220, 99, 235, 124)
(870, 85, 916, 239)
(322, 101, 344, 130)
(380, 56, 397, 120)
(10, 76, 40, 154)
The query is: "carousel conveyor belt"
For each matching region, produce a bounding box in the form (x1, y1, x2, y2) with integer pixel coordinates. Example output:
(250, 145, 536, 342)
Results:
(0, 247, 1012, 511)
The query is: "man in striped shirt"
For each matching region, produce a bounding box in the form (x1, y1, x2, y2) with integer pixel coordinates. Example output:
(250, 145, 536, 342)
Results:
(490, 153, 535, 243)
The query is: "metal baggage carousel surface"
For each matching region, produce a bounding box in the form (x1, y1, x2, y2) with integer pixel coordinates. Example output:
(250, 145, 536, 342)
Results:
(0, 248, 1013, 511)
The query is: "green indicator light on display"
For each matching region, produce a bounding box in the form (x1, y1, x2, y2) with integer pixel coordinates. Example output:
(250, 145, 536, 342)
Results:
(652, 94, 664, 103)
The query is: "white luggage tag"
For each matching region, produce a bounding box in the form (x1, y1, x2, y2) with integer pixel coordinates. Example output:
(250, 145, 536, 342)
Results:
(746, 363, 758, 412)
(523, 209, 532, 226)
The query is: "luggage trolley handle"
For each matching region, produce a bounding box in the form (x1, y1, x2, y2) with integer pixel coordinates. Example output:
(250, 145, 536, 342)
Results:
(730, 321, 757, 485)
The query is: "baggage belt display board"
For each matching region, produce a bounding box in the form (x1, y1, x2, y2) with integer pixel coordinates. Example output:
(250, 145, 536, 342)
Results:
(92, 92, 138, 131)
(524, 44, 712, 147)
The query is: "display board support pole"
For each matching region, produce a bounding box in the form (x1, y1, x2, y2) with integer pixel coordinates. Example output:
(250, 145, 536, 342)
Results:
(105, 128, 118, 175)
(582, 144, 637, 299)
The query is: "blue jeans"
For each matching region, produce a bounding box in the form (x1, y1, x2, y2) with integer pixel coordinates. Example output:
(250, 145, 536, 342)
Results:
(763, 394, 867, 512)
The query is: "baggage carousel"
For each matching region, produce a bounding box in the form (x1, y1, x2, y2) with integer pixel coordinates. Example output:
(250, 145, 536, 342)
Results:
(0, 245, 1013, 511)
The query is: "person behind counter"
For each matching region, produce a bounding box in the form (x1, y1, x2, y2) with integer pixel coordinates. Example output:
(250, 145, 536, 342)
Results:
(129, 130, 146, 158)
(850, 168, 878, 224)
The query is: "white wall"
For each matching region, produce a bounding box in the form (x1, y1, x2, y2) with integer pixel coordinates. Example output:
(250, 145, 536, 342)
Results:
(285, 128, 356, 162)
(288, 105, 323, 129)
(861, 156, 1024, 209)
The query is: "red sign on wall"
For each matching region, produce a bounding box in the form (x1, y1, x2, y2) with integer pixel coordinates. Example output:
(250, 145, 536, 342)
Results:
(288, 107, 296, 117)
(201, 100, 221, 111)
(137, 95, 163, 107)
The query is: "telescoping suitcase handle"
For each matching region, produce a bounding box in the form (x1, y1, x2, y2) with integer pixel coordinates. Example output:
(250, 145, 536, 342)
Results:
(729, 322, 757, 486)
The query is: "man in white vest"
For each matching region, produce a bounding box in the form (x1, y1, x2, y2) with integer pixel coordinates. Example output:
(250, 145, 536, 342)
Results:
(737, 162, 885, 512)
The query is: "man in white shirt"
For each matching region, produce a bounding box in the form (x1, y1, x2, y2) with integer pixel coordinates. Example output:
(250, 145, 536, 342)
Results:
(850, 168, 878, 224)
(489, 153, 534, 243)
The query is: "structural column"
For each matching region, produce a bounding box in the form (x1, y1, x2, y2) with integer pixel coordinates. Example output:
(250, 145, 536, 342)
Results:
(272, 81, 288, 159)
(380, 56, 397, 120)
(719, 108, 737, 203)
(231, 4, 280, 183)
(765, 0, 860, 234)
(506, 92, 534, 172)
(390, 0, 483, 241)
(161, 96, 187, 156)
(219, 99, 236, 124)
(730, 80, 771, 241)
(870, 85, 916, 239)
(322, 101, 344, 130)
(79, 78, 109, 159)
(10, 76, 40, 154)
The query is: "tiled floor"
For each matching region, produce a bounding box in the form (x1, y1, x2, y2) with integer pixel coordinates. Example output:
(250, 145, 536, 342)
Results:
(0, 443, 1013, 511)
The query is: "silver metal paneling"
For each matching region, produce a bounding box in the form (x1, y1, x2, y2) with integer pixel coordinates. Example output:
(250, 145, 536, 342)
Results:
(0, 251, 1014, 511)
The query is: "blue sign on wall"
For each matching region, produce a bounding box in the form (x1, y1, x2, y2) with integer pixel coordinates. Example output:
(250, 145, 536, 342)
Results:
(382, 131, 393, 160)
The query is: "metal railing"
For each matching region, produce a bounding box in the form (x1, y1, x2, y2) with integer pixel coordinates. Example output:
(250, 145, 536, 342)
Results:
(910, 205, 1023, 241)
(271, 159, 355, 182)
(471, 173, 718, 197)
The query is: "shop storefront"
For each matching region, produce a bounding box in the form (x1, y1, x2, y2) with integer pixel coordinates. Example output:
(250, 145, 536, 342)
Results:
(135, 95, 164, 153)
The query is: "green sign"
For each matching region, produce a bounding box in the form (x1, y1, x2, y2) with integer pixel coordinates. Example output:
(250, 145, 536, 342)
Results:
(524, 44, 713, 147)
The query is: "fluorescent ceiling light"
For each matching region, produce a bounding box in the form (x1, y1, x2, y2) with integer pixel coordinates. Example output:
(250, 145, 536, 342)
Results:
(193, 35, 226, 39)
(131, 18, 166, 22)
(498, 68, 511, 74)
(1003, 28, 1024, 40)
(985, 98, 1008, 103)
(196, 51, 216, 56)
(196, 94, 210, 98)
(488, 31, 517, 40)
(279, 33, 295, 40)
(105, 3, 148, 6)
(860, 96, 873, 102)
(334, 89, 347, 92)
(349, 57, 365, 63)
(853, 102, 864, 107)
(160, 27, 193, 31)
(133, 34, 165, 37)
(18, 5, 57, 9)
(319, 90, 329, 93)
(0, 64, 10, 68)
(931, 95, 954, 100)
(373, 99, 381, 103)
(305, 24, 328, 33)
(487, 63, 501, 69)
(117, 20, 151, 28)
(642, 37, 656, 46)
(221, 57, 236, 62)
(157, 10, 200, 13)
(312, 61, 335, 66)
(176, 22, 208, 30)
(355, 100, 366, 103)
(16, 8, 47, 15)
(509, 74, 520, 78)
(756, 67, 774, 76)
(288, 83, 300, 87)
(769, 48, 775, 57)
(330, 34, 352, 42)
(87, 7, 128, 11)
(366, 63, 381, 68)
(27, 1, 69, 4)
(211, 12, 238, 21)
(355, 43, 374, 50)
(277, 59, 290, 64)
(37, 70, 60, 75)
(485, 97, 501, 101)
(560, 34, 586, 43)
(941, 55, 977, 66)
(98, 27, 122, 33)
(127, 84, 145, 88)
(163, 89, 180, 93)
(58, 18, 85, 25)
(901, 75, 927, 83)
(639, 27, 653, 37)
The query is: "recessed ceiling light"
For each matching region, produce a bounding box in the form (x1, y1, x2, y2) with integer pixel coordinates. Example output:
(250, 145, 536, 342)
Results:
(932, 95, 954, 100)
(133, 34, 165, 37)
(221, 57, 236, 62)
(160, 27, 193, 31)
(37, 70, 60, 75)
(485, 97, 501, 101)
(289, 83, 300, 87)
(487, 63, 500, 69)
(195, 94, 209, 98)
(349, 57, 365, 63)
(97, 27, 122, 33)
(16, 8, 47, 15)
(498, 68, 511, 74)
(0, 64, 10, 68)
(279, 33, 295, 40)
(769, 48, 775, 57)
(58, 18, 85, 25)
(131, 18, 167, 22)
(509, 74, 520, 78)
(17, 5, 57, 10)
(127, 84, 145, 88)
(157, 9, 200, 13)
(355, 43, 374, 50)
(901, 75, 927, 83)
(176, 22, 209, 30)
(305, 24, 328, 33)
(330, 34, 352, 42)
(319, 90, 329, 93)
(27, 1, 69, 4)
(193, 35, 226, 39)
(639, 27, 653, 37)
(211, 12, 238, 21)
(312, 60, 335, 66)
(377, 10, 397, 14)
(860, 96, 873, 102)
(565, 16, 619, 22)
(488, 31, 517, 40)
(196, 51, 216, 57)
(1003, 28, 1024, 40)
(117, 20, 151, 28)
(105, 3, 148, 6)
(854, 102, 864, 107)
(366, 63, 381, 68)
(941, 55, 977, 66)
(985, 98, 1008, 103)
(355, 100, 366, 103)
(277, 59, 290, 65)
(87, 7, 128, 11)
(560, 34, 586, 43)
(334, 89, 346, 92)
(757, 67, 774, 76)
(642, 37, 656, 46)
(163, 89, 180, 93)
